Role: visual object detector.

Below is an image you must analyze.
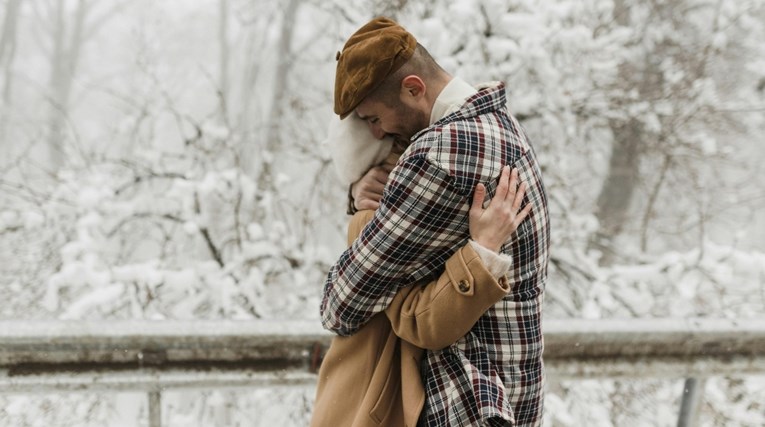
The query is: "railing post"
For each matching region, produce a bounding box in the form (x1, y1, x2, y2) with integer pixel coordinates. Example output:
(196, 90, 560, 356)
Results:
(148, 390, 162, 427)
(677, 377, 705, 427)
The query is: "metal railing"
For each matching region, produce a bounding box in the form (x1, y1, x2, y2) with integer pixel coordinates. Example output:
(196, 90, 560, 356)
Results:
(1, 318, 764, 426)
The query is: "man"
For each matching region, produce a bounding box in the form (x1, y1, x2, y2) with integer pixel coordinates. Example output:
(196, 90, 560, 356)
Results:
(321, 17, 550, 426)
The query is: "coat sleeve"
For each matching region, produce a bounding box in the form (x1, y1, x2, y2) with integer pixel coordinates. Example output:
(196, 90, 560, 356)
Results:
(385, 244, 509, 350)
(345, 210, 509, 350)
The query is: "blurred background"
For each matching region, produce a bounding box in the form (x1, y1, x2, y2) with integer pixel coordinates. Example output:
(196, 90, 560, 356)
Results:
(0, 0, 764, 425)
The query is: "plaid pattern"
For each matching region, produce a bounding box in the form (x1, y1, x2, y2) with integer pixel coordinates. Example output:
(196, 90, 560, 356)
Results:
(321, 82, 550, 426)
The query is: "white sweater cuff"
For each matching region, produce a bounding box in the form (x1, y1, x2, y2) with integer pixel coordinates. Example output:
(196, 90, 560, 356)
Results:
(468, 240, 512, 278)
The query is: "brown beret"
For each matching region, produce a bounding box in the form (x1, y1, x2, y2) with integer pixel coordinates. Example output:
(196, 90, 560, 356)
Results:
(334, 17, 417, 118)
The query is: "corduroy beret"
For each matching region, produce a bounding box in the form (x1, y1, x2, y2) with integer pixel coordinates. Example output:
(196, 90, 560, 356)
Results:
(334, 17, 417, 119)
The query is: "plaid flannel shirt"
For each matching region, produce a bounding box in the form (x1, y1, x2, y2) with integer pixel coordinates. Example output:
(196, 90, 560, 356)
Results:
(320, 82, 550, 426)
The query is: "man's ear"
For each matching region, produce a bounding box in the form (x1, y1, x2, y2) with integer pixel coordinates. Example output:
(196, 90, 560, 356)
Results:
(400, 75, 426, 101)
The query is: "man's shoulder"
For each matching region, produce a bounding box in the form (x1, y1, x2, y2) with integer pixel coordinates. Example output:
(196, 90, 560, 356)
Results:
(400, 117, 506, 195)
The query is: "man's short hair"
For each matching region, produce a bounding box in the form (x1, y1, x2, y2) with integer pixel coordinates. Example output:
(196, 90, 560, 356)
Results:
(366, 43, 444, 108)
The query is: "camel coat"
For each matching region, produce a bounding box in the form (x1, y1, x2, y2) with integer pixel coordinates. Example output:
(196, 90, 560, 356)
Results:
(311, 210, 510, 427)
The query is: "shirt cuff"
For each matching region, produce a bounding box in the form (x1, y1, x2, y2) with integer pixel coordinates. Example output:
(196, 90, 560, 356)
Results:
(468, 240, 512, 278)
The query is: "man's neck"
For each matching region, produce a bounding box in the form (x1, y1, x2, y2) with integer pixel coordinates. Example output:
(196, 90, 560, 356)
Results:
(428, 76, 477, 125)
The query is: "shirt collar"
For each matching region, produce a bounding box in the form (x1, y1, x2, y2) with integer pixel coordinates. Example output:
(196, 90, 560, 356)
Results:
(429, 77, 478, 125)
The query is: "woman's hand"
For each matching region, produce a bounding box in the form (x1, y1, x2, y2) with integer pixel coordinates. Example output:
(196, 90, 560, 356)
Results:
(350, 164, 394, 210)
(469, 166, 532, 252)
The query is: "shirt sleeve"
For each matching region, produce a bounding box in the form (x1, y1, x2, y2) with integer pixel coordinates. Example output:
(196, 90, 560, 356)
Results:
(320, 152, 471, 336)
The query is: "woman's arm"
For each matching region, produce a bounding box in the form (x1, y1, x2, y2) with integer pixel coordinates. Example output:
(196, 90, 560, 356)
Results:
(385, 244, 509, 350)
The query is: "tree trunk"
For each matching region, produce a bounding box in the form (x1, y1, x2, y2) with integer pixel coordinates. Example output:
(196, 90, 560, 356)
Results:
(264, 0, 298, 150)
(251, 0, 299, 189)
(218, 0, 229, 119)
(0, 0, 22, 148)
(589, 119, 642, 264)
(588, 0, 644, 265)
(46, 0, 87, 172)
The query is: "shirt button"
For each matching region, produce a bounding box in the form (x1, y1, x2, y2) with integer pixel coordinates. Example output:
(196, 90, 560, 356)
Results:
(458, 280, 470, 292)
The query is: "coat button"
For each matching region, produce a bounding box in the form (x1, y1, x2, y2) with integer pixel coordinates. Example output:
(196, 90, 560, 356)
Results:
(498, 275, 509, 289)
(458, 280, 470, 292)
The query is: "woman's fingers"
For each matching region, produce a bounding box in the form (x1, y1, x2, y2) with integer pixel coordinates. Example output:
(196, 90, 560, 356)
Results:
(351, 165, 391, 210)
(470, 182, 487, 218)
(506, 168, 520, 201)
(474, 166, 530, 223)
(499, 168, 531, 230)
(514, 202, 533, 227)
(494, 166, 510, 202)
(468, 167, 533, 252)
(512, 181, 527, 213)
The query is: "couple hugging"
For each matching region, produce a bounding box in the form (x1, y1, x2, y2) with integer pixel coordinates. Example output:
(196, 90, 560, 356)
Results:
(312, 17, 550, 427)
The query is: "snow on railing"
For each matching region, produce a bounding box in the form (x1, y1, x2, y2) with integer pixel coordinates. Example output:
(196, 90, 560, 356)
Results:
(1, 318, 764, 426)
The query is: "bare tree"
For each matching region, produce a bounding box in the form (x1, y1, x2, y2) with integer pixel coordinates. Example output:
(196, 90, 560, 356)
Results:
(259, 0, 300, 181)
(35, 0, 124, 171)
(587, 0, 763, 264)
(588, 0, 648, 265)
(218, 0, 230, 119)
(0, 0, 22, 147)
(43, 0, 88, 170)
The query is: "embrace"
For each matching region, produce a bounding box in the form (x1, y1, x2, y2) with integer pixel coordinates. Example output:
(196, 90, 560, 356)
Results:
(312, 17, 550, 427)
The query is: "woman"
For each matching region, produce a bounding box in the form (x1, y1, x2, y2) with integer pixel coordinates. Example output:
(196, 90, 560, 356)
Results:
(312, 117, 530, 427)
